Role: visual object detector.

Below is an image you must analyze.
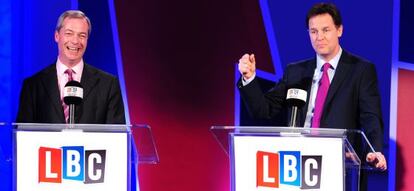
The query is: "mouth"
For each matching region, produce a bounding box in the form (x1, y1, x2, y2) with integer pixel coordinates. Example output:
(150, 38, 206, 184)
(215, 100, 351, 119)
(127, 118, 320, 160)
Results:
(66, 46, 81, 53)
(316, 44, 327, 48)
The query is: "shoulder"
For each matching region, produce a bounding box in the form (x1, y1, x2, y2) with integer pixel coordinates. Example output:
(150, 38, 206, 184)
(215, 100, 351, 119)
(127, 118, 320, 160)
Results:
(285, 57, 315, 73)
(84, 64, 119, 81)
(23, 64, 56, 83)
(340, 50, 378, 79)
(341, 50, 374, 67)
(83, 64, 121, 90)
(289, 57, 314, 67)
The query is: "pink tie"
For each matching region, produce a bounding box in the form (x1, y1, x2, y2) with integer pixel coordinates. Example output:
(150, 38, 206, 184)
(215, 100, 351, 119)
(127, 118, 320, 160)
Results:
(63, 69, 74, 123)
(311, 63, 331, 128)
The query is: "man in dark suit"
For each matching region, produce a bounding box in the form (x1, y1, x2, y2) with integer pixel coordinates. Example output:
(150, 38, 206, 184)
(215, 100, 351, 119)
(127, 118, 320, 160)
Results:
(238, 3, 386, 189)
(17, 10, 125, 124)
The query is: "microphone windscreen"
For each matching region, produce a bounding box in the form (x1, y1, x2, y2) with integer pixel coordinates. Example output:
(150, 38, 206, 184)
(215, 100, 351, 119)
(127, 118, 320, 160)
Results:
(63, 80, 83, 105)
(286, 88, 307, 107)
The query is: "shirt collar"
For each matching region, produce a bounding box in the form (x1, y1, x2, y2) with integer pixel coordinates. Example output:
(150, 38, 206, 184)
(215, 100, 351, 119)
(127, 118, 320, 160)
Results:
(316, 47, 342, 70)
(56, 58, 84, 76)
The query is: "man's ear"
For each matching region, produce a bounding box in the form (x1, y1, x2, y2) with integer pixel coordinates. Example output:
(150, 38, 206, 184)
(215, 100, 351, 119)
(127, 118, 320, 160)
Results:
(54, 31, 59, 43)
(337, 25, 343, 38)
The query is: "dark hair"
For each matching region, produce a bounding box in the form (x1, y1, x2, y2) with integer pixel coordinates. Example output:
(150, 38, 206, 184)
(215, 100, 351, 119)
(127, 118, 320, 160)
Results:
(306, 3, 342, 29)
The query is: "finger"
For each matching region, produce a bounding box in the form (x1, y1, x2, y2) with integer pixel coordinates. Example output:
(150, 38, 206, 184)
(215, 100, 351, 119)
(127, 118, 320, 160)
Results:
(241, 54, 250, 61)
(239, 57, 251, 66)
(238, 63, 247, 74)
(371, 153, 387, 170)
(239, 58, 246, 65)
(376, 160, 387, 170)
(379, 155, 387, 168)
(238, 62, 250, 75)
(375, 153, 385, 163)
(377, 161, 386, 168)
(249, 54, 255, 63)
(366, 153, 376, 162)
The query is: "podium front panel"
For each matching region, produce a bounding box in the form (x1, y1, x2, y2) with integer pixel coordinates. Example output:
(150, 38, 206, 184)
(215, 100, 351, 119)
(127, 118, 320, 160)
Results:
(231, 134, 344, 191)
(15, 130, 129, 191)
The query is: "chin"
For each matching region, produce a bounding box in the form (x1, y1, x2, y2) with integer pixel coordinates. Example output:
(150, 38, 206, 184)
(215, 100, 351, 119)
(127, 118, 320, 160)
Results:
(65, 57, 80, 62)
(317, 50, 330, 56)
(65, 53, 81, 59)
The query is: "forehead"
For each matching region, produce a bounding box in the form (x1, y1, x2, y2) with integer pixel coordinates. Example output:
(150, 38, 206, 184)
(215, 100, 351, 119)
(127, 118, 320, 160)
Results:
(308, 13, 335, 28)
(60, 17, 89, 32)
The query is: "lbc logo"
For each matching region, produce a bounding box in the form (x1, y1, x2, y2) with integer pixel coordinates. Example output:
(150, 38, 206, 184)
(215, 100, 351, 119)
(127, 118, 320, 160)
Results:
(38, 146, 106, 184)
(257, 151, 322, 189)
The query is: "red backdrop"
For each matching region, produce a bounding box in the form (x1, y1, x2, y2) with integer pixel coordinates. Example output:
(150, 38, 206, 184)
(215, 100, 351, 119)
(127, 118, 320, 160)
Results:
(396, 69, 414, 191)
(115, 0, 273, 190)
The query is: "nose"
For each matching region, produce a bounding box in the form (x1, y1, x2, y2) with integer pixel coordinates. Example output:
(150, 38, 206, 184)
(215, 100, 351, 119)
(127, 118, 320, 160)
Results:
(316, 32, 325, 40)
(70, 35, 80, 44)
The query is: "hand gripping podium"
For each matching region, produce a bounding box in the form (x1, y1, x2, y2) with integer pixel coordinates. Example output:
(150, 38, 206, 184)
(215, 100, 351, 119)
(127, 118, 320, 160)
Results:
(211, 126, 378, 191)
(13, 123, 158, 191)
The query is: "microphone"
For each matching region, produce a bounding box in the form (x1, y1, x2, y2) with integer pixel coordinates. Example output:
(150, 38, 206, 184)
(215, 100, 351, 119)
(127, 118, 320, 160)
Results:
(286, 88, 307, 127)
(63, 80, 83, 124)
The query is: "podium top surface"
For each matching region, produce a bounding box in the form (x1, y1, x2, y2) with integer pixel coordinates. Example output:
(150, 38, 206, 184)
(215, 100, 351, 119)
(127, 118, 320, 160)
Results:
(13, 123, 134, 132)
(211, 126, 351, 137)
(10, 123, 159, 164)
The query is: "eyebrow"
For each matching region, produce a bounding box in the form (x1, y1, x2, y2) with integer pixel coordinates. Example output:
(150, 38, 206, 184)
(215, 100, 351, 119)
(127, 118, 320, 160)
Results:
(63, 29, 88, 35)
(310, 26, 332, 30)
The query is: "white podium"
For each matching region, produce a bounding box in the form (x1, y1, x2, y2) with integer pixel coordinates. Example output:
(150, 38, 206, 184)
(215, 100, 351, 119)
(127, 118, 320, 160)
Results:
(211, 126, 378, 191)
(13, 123, 158, 191)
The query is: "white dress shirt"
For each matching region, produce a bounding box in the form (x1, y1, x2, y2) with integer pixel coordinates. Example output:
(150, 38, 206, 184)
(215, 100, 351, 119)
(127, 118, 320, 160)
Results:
(303, 48, 342, 127)
(56, 58, 84, 101)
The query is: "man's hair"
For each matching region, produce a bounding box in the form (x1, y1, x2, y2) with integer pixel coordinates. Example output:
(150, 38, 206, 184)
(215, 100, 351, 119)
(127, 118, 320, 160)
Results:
(55, 10, 91, 35)
(306, 3, 342, 29)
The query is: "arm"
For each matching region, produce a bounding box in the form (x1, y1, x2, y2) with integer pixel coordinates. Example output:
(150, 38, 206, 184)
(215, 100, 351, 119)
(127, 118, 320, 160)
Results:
(237, 53, 287, 120)
(16, 79, 34, 123)
(105, 78, 126, 124)
(358, 63, 386, 170)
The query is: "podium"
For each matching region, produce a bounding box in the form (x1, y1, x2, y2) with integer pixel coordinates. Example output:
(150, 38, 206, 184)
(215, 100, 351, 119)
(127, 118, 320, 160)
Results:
(211, 126, 378, 191)
(12, 123, 158, 191)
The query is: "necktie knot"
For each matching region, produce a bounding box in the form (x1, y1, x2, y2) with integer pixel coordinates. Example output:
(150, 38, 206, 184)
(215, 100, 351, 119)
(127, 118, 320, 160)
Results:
(65, 69, 74, 81)
(322, 63, 331, 73)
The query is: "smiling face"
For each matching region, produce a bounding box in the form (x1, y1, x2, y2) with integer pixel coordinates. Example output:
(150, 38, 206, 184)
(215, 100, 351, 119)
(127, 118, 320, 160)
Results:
(55, 17, 89, 67)
(308, 13, 343, 61)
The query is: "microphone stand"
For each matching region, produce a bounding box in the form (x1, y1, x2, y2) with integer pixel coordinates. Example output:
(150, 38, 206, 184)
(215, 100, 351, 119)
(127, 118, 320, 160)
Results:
(289, 106, 298, 127)
(69, 104, 75, 128)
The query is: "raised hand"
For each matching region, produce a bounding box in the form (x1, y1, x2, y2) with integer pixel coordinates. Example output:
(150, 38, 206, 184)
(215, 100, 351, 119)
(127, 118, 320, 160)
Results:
(238, 53, 256, 80)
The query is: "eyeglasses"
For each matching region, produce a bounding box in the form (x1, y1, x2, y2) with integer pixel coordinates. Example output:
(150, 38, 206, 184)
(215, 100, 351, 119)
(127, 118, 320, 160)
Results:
(308, 28, 333, 37)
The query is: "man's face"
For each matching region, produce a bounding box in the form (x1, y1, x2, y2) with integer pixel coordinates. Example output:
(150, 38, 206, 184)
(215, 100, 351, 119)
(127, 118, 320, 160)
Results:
(55, 17, 89, 67)
(308, 13, 343, 61)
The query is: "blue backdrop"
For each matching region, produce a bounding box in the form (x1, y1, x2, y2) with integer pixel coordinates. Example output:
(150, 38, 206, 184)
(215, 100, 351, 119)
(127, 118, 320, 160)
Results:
(0, 0, 123, 190)
(0, 0, 401, 190)
(239, 0, 392, 190)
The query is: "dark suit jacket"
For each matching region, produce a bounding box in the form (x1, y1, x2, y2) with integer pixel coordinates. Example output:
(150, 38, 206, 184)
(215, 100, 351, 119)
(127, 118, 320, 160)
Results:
(238, 50, 384, 152)
(17, 63, 126, 124)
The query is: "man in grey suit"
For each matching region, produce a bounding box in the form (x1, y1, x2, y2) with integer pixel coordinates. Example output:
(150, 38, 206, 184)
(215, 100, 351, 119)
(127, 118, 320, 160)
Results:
(17, 10, 125, 124)
(237, 3, 386, 190)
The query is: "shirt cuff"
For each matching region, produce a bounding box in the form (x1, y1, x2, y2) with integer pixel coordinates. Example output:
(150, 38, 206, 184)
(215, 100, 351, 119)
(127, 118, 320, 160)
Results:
(241, 73, 256, 86)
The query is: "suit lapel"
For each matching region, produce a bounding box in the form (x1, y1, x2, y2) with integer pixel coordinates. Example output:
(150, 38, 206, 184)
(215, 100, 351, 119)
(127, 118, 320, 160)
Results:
(40, 65, 65, 122)
(323, 51, 353, 111)
(300, 59, 317, 126)
(80, 64, 99, 100)
(77, 64, 99, 122)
